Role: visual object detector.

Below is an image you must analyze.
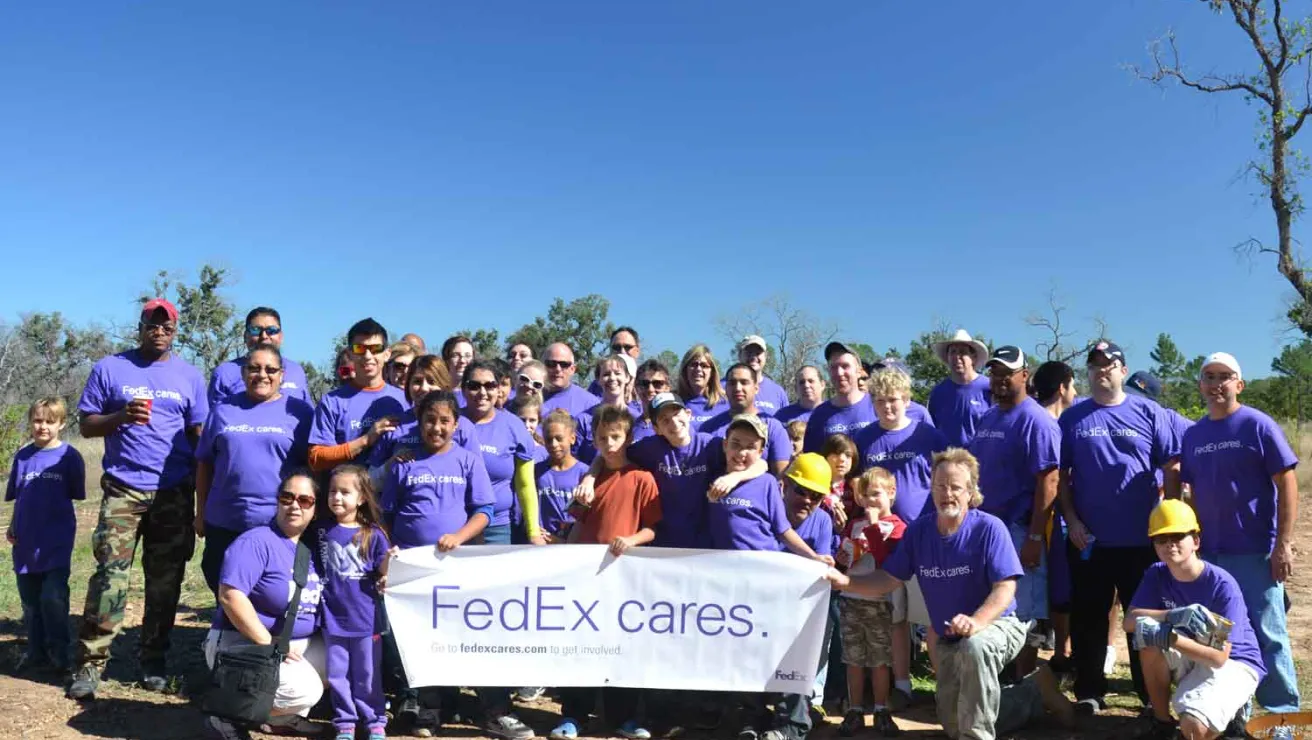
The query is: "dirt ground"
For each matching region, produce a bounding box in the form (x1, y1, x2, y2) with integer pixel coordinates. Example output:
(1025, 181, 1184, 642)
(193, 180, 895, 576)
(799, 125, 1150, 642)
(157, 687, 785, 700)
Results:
(0, 508, 1307, 740)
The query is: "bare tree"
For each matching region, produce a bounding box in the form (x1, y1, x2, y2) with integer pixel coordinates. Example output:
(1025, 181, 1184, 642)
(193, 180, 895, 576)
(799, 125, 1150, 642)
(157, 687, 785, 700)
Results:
(1025, 289, 1109, 364)
(714, 294, 838, 391)
(1130, 0, 1312, 334)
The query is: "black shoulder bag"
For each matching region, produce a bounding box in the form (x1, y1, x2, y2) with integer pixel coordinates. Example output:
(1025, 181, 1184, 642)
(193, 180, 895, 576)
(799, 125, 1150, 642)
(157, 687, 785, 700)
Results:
(202, 540, 311, 725)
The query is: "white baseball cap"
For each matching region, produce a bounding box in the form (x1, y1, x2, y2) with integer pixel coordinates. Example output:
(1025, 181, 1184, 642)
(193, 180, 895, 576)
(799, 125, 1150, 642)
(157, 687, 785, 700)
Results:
(1200, 351, 1242, 381)
(738, 335, 768, 353)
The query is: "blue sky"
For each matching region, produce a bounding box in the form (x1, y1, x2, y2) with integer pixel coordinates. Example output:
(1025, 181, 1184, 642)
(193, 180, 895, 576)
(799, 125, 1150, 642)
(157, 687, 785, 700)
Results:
(0, 1, 1301, 377)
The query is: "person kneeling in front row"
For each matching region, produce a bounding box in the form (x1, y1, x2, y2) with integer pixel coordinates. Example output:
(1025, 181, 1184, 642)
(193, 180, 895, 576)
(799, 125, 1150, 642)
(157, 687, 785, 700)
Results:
(827, 448, 1073, 740)
(1125, 500, 1264, 740)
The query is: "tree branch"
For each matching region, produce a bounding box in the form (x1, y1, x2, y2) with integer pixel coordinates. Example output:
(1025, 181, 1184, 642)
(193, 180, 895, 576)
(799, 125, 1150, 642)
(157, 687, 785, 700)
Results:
(1131, 30, 1275, 104)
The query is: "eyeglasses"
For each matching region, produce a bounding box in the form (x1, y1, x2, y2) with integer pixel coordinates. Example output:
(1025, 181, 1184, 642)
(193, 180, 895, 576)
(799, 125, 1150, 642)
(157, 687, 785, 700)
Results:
(1202, 372, 1238, 385)
(688, 361, 713, 370)
(277, 492, 316, 509)
(544, 359, 573, 370)
(350, 342, 386, 356)
(245, 325, 282, 338)
(636, 378, 669, 390)
(245, 364, 283, 374)
(611, 343, 637, 353)
(464, 380, 499, 393)
(792, 489, 824, 503)
(1151, 532, 1190, 546)
(518, 375, 545, 390)
(139, 322, 177, 336)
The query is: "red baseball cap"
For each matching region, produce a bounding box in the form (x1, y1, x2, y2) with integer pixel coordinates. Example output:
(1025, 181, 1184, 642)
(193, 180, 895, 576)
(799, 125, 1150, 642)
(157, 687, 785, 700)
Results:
(140, 298, 179, 322)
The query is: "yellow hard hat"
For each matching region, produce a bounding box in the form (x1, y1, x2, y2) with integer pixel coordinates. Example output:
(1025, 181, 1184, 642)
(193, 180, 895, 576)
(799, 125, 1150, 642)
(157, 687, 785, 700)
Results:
(1147, 499, 1201, 538)
(785, 453, 832, 495)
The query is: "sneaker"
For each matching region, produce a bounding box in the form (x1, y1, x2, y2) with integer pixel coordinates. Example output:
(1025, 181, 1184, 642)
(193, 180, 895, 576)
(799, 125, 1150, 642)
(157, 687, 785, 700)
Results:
(873, 709, 901, 737)
(760, 731, 790, 740)
(369, 730, 386, 740)
(66, 665, 100, 700)
(1135, 717, 1178, 740)
(1270, 726, 1294, 740)
(518, 686, 546, 702)
(395, 694, 421, 727)
(1073, 698, 1102, 718)
(140, 661, 169, 693)
(738, 726, 759, 740)
(1034, 666, 1075, 728)
(203, 715, 253, 740)
(618, 720, 652, 740)
(838, 709, 864, 737)
(260, 715, 323, 736)
(485, 714, 535, 740)
(888, 687, 913, 711)
(550, 720, 580, 740)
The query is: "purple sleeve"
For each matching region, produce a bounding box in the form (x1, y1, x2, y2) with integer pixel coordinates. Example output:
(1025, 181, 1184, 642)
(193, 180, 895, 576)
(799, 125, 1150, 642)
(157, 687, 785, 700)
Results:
(1152, 404, 1181, 465)
(206, 370, 224, 408)
(370, 525, 391, 569)
(983, 516, 1024, 583)
(196, 409, 220, 463)
(766, 420, 792, 464)
(1179, 428, 1195, 484)
(309, 395, 341, 447)
(467, 452, 496, 509)
(1129, 565, 1164, 610)
(218, 533, 269, 592)
(881, 526, 914, 581)
(1058, 414, 1074, 470)
(289, 401, 313, 466)
(1211, 571, 1251, 628)
(1258, 415, 1299, 476)
(767, 479, 791, 537)
(510, 416, 534, 463)
(78, 361, 111, 416)
(628, 437, 658, 471)
(66, 447, 87, 501)
(814, 514, 834, 557)
(381, 461, 404, 514)
(1026, 415, 1061, 475)
(455, 416, 480, 454)
(187, 368, 210, 428)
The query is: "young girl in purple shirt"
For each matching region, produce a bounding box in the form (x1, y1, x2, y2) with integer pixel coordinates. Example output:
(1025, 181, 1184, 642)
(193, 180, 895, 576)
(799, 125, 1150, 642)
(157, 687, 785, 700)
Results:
(317, 465, 391, 740)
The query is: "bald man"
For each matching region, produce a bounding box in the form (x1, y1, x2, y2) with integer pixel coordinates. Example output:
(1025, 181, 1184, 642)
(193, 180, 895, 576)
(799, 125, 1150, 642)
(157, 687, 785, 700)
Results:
(540, 342, 601, 418)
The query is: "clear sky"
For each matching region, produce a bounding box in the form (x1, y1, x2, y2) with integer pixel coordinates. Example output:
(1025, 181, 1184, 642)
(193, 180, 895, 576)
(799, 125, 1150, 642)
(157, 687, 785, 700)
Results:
(0, 1, 1301, 377)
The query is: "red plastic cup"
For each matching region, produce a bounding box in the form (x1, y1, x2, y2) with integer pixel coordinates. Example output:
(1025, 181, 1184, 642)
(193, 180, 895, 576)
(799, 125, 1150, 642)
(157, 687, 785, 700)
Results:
(135, 396, 153, 424)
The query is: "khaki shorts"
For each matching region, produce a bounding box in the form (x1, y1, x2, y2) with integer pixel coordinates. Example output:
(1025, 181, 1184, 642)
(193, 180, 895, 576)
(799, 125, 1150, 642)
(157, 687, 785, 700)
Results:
(1166, 649, 1261, 733)
(840, 598, 894, 668)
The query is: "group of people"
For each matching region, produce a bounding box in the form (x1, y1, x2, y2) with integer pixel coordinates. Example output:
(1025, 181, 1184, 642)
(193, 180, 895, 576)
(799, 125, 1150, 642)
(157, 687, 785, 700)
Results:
(2, 299, 1302, 740)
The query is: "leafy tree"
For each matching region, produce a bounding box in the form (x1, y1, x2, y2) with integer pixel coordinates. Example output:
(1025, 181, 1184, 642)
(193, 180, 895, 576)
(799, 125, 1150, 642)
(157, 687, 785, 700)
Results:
(457, 328, 501, 361)
(506, 295, 615, 377)
(1132, 0, 1312, 335)
(899, 327, 994, 404)
(141, 264, 243, 374)
(1248, 339, 1312, 420)
(654, 349, 682, 372)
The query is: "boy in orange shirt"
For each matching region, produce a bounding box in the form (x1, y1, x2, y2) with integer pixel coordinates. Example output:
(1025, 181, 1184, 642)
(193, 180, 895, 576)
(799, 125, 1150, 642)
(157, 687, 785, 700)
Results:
(556, 406, 661, 740)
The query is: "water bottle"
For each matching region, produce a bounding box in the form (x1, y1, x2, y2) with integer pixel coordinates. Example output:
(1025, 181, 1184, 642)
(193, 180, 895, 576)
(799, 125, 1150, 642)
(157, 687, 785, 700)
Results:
(1080, 535, 1096, 561)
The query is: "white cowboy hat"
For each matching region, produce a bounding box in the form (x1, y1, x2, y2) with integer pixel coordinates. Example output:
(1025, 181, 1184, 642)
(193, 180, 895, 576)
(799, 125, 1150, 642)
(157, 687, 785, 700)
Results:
(932, 329, 990, 369)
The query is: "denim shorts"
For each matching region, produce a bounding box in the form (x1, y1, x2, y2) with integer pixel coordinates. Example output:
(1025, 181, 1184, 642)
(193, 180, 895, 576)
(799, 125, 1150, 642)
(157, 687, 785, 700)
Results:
(1007, 522, 1048, 622)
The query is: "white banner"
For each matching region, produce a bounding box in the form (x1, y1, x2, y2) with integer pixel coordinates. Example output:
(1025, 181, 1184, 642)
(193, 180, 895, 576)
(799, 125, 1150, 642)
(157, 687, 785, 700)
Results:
(384, 544, 830, 694)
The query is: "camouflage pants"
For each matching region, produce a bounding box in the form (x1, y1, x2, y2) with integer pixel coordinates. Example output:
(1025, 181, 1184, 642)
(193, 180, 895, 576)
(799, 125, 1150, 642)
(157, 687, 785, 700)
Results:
(76, 474, 196, 670)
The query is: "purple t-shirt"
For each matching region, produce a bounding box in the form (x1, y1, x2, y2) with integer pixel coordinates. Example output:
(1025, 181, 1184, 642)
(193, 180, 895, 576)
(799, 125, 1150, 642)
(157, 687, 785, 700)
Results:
(468, 409, 534, 527)
(573, 403, 641, 464)
(632, 416, 658, 443)
(215, 524, 322, 639)
(1180, 406, 1298, 555)
(78, 350, 209, 491)
(541, 384, 601, 419)
(196, 395, 313, 532)
(384, 446, 496, 549)
(774, 403, 816, 425)
(794, 506, 836, 557)
(629, 433, 725, 548)
(707, 475, 791, 552)
(854, 419, 950, 522)
(968, 397, 1061, 526)
(755, 376, 790, 417)
(882, 508, 1023, 637)
(1130, 561, 1266, 680)
(928, 376, 993, 448)
(907, 400, 936, 428)
(802, 395, 878, 453)
(684, 394, 730, 432)
(6, 444, 86, 574)
(536, 459, 588, 537)
(308, 384, 409, 464)
(701, 411, 794, 467)
(1060, 395, 1181, 547)
(369, 408, 480, 467)
(314, 521, 389, 637)
(208, 355, 312, 406)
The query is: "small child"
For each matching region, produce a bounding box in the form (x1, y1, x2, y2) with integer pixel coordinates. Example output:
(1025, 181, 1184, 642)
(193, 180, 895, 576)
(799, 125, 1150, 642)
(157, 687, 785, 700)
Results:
(317, 465, 391, 740)
(706, 415, 833, 740)
(381, 391, 495, 735)
(508, 393, 549, 464)
(536, 410, 587, 543)
(1125, 500, 1265, 740)
(820, 433, 858, 528)
(554, 405, 661, 740)
(786, 420, 807, 461)
(5, 397, 85, 673)
(836, 468, 906, 737)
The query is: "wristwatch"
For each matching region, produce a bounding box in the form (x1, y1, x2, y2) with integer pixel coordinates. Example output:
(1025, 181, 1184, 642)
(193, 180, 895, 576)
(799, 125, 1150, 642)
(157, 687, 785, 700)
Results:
(1027, 533, 1044, 543)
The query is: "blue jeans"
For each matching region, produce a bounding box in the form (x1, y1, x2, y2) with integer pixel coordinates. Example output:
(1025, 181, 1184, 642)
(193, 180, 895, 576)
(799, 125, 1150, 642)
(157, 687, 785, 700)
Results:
(16, 568, 72, 665)
(1007, 523, 1048, 621)
(1206, 552, 1300, 712)
(482, 524, 511, 545)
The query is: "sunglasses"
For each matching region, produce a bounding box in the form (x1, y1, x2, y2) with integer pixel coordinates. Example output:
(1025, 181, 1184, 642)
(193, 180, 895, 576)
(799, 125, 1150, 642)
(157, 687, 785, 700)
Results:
(611, 343, 637, 353)
(465, 380, 499, 393)
(350, 342, 386, 356)
(245, 364, 283, 374)
(688, 361, 714, 370)
(390, 360, 412, 371)
(544, 360, 573, 370)
(518, 376, 545, 390)
(636, 378, 669, 390)
(792, 488, 824, 503)
(245, 325, 282, 338)
(278, 492, 317, 509)
(139, 322, 177, 336)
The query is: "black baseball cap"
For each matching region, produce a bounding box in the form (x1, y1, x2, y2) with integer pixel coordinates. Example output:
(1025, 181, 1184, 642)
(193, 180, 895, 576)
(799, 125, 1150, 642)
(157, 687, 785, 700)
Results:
(1088, 340, 1125, 365)
(824, 341, 859, 362)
